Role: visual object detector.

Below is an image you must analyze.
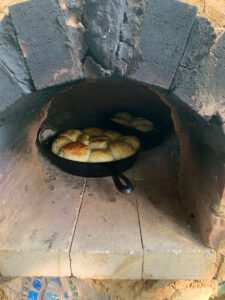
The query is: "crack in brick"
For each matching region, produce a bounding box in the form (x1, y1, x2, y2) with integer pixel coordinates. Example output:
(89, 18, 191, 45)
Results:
(132, 168, 144, 279)
(68, 178, 87, 277)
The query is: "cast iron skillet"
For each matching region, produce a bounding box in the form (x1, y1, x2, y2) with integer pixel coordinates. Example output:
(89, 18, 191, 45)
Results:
(37, 126, 138, 194)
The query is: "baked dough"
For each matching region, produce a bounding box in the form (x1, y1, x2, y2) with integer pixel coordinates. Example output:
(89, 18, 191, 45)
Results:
(83, 127, 103, 137)
(110, 117, 130, 126)
(118, 135, 140, 151)
(104, 130, 121, 141)
(89, 136, 109, 150)
(114, 112, 132, 121)
(60, 129, 82, 141)
(111, 112, 154, 132)
(58, 142, 90, 162)
(78, 134, 90, 145)
(89, 149, 114, 162)
(52, 128, 139, 162)
(51, 136, 72, 155)
(109, 141, 135, 160)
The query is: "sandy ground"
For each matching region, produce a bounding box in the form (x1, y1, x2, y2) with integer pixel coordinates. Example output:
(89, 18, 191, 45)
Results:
(89, 279, 219, 300)
(180, 0, 225, 31)
(0, 279, 222, 300)
(1, 0, 225, 31)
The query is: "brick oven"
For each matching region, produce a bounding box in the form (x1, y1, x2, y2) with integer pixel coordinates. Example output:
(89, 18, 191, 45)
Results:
(0, 0, 225, 280)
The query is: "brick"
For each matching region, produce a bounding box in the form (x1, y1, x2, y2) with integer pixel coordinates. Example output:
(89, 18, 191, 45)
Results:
(70, 177, 142, 279)
(9, 0, 83, 90)
(0, 111, 85, 276)
(0, 63, 24, 113)
(127, 0, 197, 89)
(136, 180, 216, 279)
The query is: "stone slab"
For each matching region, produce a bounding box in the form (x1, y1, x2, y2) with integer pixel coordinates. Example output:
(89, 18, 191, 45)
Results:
(173, 32, 225, 124)
(136, 180, 216, 279)
(0, 63, 24, 113)
(179, 17, 216, 70)
(127, 0, 197, 89)
(70, 177, 143, 279)
(83, 0, 127, 69)
(133, 137, 216, 279)
(9, 0, 83, 90)
(0, 121, 85, 276)
(0, 15, 32, 93)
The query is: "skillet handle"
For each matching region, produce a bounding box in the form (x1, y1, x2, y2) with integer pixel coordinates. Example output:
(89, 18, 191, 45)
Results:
(111, 171, 134, 194)
(38, 126, 59, 146)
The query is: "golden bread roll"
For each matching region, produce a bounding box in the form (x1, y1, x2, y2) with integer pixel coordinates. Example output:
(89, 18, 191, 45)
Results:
(58, 142, 90, 162)
(83, 127, 103, 137)
(114, 112, 132, 121)
(51, 136, 72, 155)
(109, 141, 135, 160)
(89, 149, 114, 162)
(135, 124, 153, 132)
(131, 117, 154, 127)
(60, 129, 82, 141)
(110, 117, 130, 126)
(118, 136, 140, 151)
(89, 136, 109, 150)
(104, 130, 121, 141)
(78, 134, 90, 145)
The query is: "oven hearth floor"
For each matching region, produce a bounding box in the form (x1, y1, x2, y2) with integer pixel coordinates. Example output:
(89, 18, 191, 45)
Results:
(0, 136, 216, 279)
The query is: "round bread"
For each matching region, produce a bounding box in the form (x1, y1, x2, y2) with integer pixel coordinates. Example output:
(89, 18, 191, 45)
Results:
(51, 136, 72, 154)
(89, 137, 109, 150)
(60, 129, 82, 141)
(114, 112, 132, 121)
(109, 141, 135, 160)
(89, 149, 114, 162)
(135, 124, 153, 132)
(78, 134, 90, 145)
(111, 117, 130, 127)
(83, 127, 103, 137)
(104, 130, 121, 141)
(58, 142, 90, 162)
(118, 136, 140, 151)
(131, 117, 153, 127)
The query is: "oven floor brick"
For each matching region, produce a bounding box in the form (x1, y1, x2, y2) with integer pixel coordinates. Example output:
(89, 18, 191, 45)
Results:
(0, 151, 85, 277)
(70, 175, 143, 280)
(70, 137, 216, 280)
(0, 134, 217, 278)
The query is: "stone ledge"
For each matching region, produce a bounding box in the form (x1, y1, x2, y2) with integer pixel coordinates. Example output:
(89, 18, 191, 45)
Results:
(0, 134, 217, 278)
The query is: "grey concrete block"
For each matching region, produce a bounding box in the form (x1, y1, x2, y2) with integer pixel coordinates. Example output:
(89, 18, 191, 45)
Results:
(83, 56, 111, 80)
(0, 16, 32, 93)
(127, 0, 197, 89)
(9, 0, 83, 90)
(60, 0, 88, 61)
(174, 32, 225, 125)
(180, 17, 216, 70)
(83, 0, 127, 69)
(0, 63, 24, 113)
(118, 42, 133, 62)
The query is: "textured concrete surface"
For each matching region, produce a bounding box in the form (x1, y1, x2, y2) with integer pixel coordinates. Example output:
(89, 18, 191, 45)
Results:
(134, 140, 216, 280)
(9, 0, 83, 90)
(0, 15, 32, 93)
(71, 176, 143, 280)
(0, 118, 85, 276)
(83, 0, 127, 69)
(173, 32, 225, 123)
(127, 0, 197, 89)
(0, 63, 24, 113)
(169, 103, 225, 248)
